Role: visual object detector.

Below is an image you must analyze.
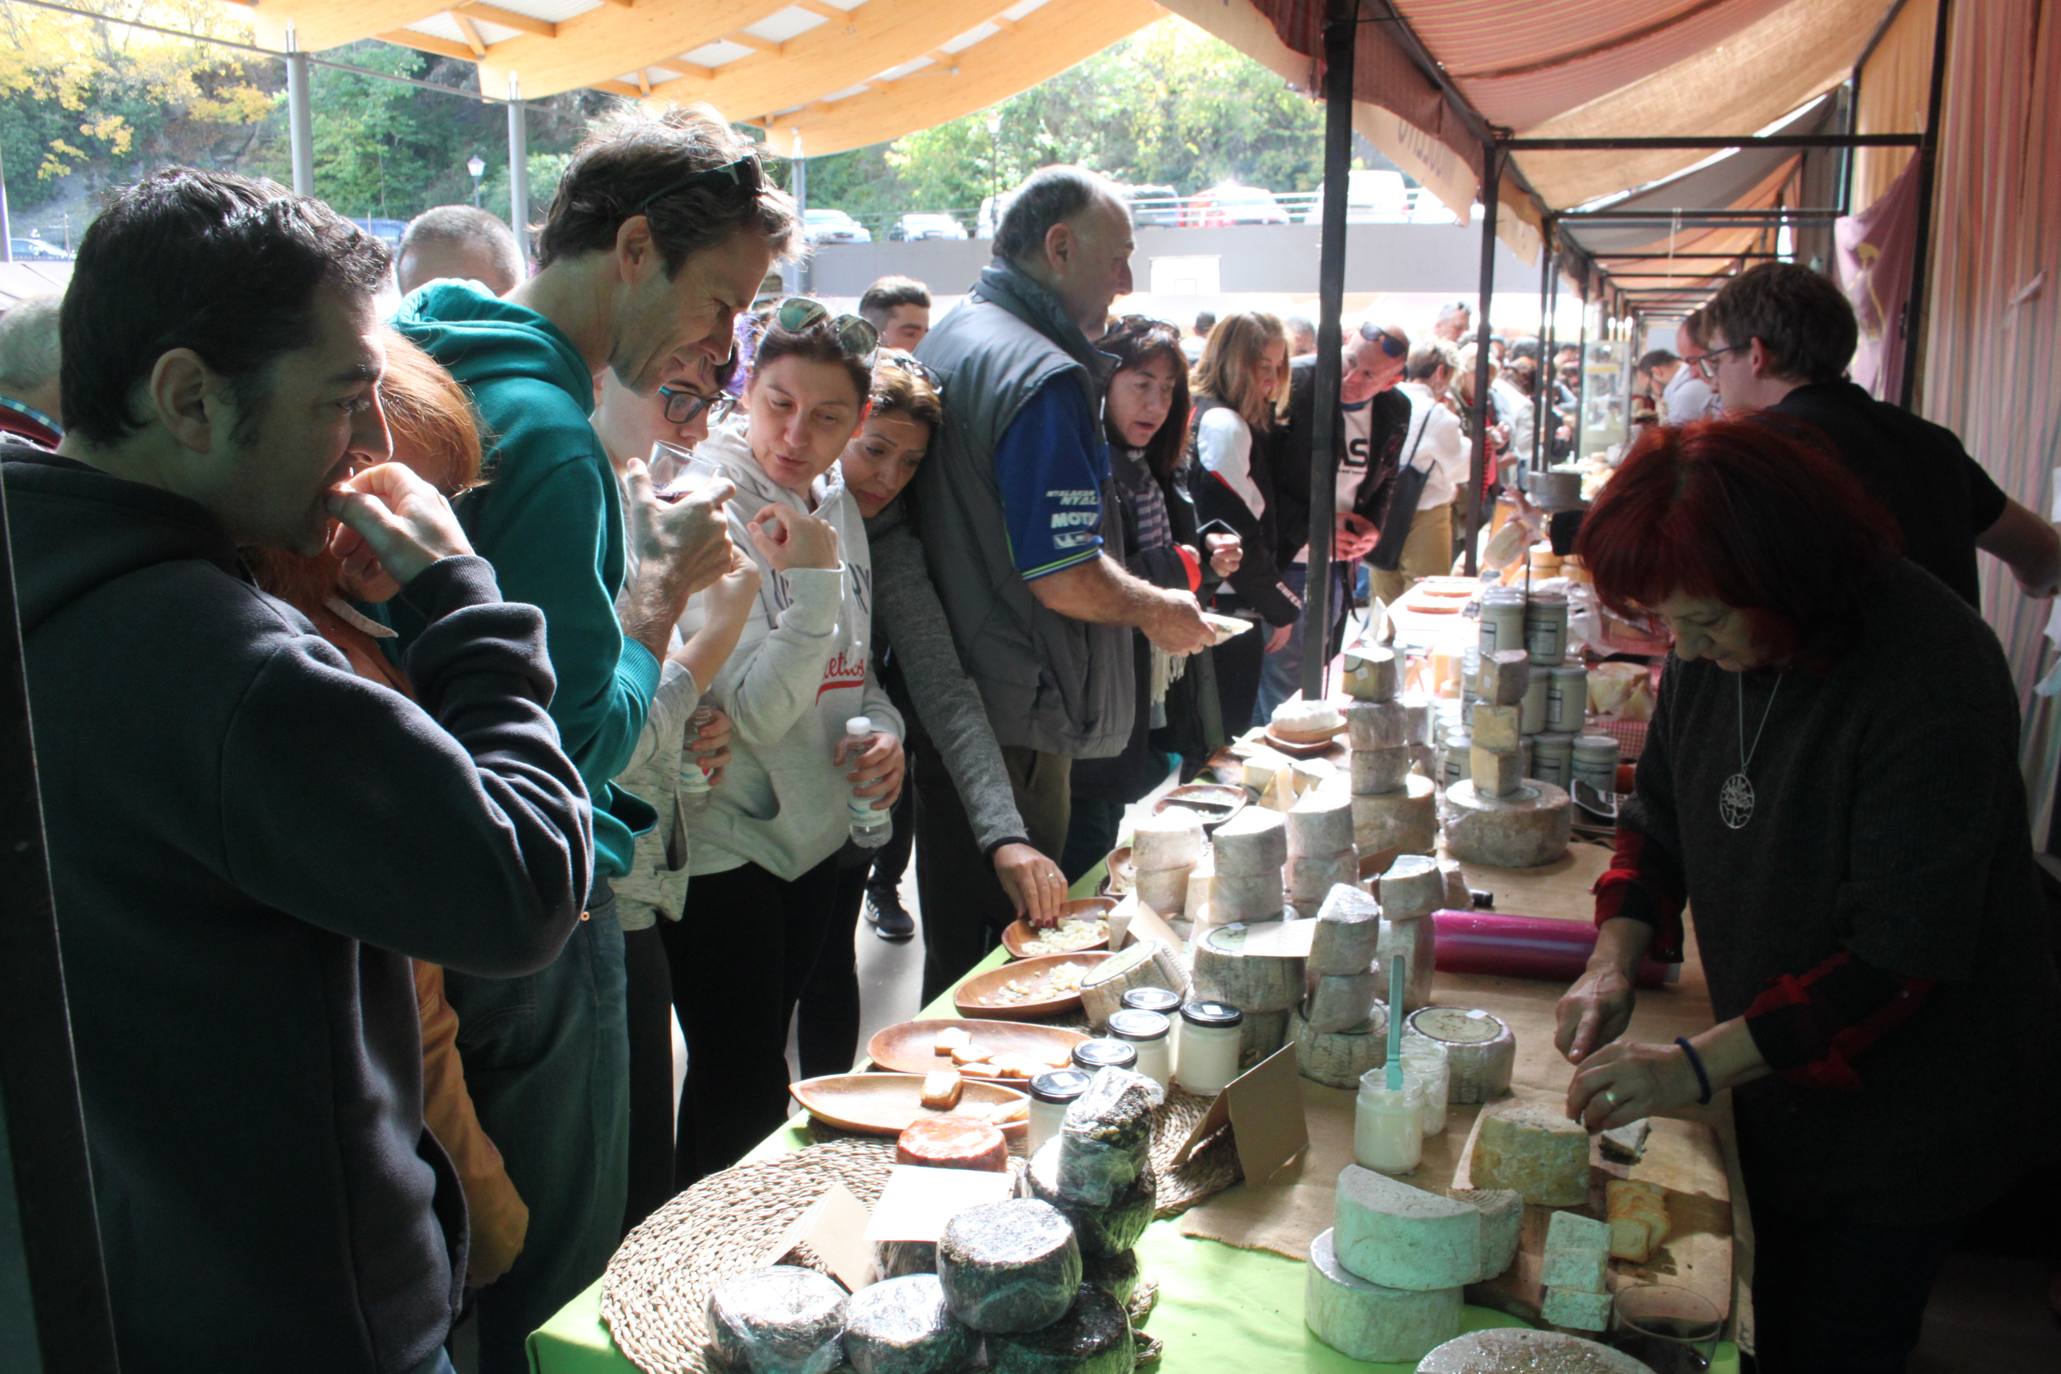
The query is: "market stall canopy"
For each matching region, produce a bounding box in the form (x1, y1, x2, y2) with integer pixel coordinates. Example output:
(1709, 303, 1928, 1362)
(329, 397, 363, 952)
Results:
(227, 0, 1165, 157)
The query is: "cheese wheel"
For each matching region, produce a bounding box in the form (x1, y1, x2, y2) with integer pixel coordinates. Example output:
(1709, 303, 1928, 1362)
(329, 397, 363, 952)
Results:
(1471, 745, 1524, 799)
(1272, 699, 1345, 738)
(1439, 780, 1574, 869)
(937, 1199, 1083, 1333)
(1130, 810, 1203, 871)
(1452, 1187, 1523, 1281)
(1180, 855, 1215, 921)
(1418, 1329, 1652, 1373)
(1305, 1226, 1463, 1364)
(1190, 922, 1305, 1013)
(1309, 884, 1382, 975)
(1343, 646, 1399, 703)
(1469, 1100, 1591, 1207)
(1304, 970, 1381, 1034)
(1377, 854, 1444, 919)
(1350, 775, 1438, 856)
(1082, 1248, 1142, 1308)
(705, 1265, 849, 1374)
(896, 1116, 1010, 1172)
(1331, 1164, 1482, 1291)
(1288, 788, 1356, 855)
(1292, 1006, 1387, 1087)
(1133, 863, 1190, 917)
(1206, 870, 1286, 925)
(1057, 1068, 1161, 1206)
(1475, 649, 1530, 705)
(1211, 808, 1288, 876)
(1079, 938, 1187, 1030)
(1405, 1006, 1515, 1104)
(984, 1283, 1134, 1374)
(1027, 1139, 1156, 1258)
(1345, 700, 1411, 750)
(1240, 1008, 1292, 1068)
(1350, 745, 1413, 796)
(843, 1274, 978, 1374)
(1288, 851, 1359, 907)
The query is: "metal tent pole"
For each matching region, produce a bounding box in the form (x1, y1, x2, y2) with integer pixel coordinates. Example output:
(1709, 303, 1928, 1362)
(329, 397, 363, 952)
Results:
(1464, 138, 1501, 578)
(507, 79, 530, 271)
(1301, 0, 1356, 701)
(285, 24, 315, 196)
(1533, 225, 1552, 472)
(1900, 0, 1952, 409)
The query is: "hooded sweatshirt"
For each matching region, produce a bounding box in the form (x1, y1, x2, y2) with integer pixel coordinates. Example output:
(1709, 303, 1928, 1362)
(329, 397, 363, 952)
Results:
(1, 443, 591, 1372)
(390, 279, 660, 879)
(677, 419, 902, 881)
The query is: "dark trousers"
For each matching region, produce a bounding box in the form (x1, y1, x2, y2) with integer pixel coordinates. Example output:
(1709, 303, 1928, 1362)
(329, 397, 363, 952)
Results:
(915, 743, 1071, 1005)
(446, 881, 628, 1374)
(661, 854, 842, 1185)
(1060, 796, 1125, 884)
(1210, 619, 1265, 738)
(863, 770, 916, 900)
(798, 848, 871, 1081)
(620, 922, 676, 1237)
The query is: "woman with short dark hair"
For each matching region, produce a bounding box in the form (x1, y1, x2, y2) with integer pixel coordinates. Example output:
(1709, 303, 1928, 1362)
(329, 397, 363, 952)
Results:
(1556, 419, 2061, 1372)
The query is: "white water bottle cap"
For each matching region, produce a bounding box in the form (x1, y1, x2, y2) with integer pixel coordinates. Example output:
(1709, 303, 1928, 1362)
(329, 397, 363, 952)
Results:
(845, 716, 873, 737)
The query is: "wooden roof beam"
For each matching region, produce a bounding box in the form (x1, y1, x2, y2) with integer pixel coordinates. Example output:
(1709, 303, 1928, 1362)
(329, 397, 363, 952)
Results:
(476, 0, 795, 100)
(377, 28, 480, 64)
(453, 14, 489, 58)
(455, 4, 557, 39)
(249, 3, 453, 53)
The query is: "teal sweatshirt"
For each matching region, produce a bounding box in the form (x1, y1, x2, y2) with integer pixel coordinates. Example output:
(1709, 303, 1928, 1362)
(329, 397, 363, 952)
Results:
(392, 280, 658, 879)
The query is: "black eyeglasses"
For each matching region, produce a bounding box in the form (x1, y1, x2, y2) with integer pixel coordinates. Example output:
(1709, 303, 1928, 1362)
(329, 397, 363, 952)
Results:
(1358, 322, 1407, 358)
(876, 350, 942, 390)
(656, 383, 733, 426)
(1694, 343, 1744, 380)
(633, 155, 761, 215)
(774, 296, 879, 366)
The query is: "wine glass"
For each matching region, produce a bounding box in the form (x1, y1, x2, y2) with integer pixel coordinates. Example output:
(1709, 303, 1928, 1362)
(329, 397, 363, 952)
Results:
(1609, 1283, 1723, 1374)
(651, 442, 720, 499)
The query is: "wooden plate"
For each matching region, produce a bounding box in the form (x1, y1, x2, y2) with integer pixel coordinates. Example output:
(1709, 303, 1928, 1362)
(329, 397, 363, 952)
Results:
(788, 1073, 1029, 1139)
(1001, 897, 1117, 958)
(1100, 845, 1135, 895)
(953, 951, 1113, 1020)
(1202, 611, 1253, 644)
(866, 1018, 1090, 1085)
(1262, 725, 1345, 758)
(1152, 782, 1249, 829)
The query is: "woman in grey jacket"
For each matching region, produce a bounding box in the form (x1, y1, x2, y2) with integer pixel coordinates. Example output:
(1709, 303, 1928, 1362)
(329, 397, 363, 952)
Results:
(796, 351, 1068, 1078)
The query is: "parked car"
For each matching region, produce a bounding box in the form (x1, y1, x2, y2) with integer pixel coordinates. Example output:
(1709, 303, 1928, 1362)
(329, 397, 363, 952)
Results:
(975, 192, 1016, 239)
(7, 236, 71, 261)
(802, 207, 872, 245)
(891, 213, 969, 241)
(1180, 183, 1291, 228)
(1300, 169, 1410, 224)
(1121, 183, 1183, 229)
(348, 217, 408, 247)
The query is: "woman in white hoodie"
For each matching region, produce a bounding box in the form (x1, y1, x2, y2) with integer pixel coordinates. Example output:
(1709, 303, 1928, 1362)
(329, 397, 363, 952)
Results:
(661, 301, 905, 1182)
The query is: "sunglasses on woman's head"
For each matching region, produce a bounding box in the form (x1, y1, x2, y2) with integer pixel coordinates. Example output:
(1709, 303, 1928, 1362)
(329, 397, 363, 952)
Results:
(773, 296, 879, 365)
(876, 350, 942, 391)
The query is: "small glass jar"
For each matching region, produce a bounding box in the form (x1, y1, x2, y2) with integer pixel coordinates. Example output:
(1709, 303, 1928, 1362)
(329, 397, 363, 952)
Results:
(1176, 1000, 1245, 1096)
(1524, 593, 1569, 667)
(1120, 987, 1183, 1017)
(1107, 1009, 1173, 1088)
(1440, 731, 1473, 787)
(1572, 733, 1622, 795)
(1479, 589, 1525, 656)
(1520, 667, 1551, 734)
(1027, 1068, 1093, 1154)
(1532, 731, 1576, 788)
(1545, 664, 1588, 733)
(1071, 1038, 1138, 1075)
(1354, 1071, 1423, 1174)
(1398, 1039, 1452, 1135)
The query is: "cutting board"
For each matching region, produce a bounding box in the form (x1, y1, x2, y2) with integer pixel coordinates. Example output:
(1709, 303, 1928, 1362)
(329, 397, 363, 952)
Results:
(1451, 1088, 1732, 1327)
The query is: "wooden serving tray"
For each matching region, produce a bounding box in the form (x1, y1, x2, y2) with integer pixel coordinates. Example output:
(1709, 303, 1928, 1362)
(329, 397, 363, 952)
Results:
(953, 951, 1112, 1019)
(1152, 783, 1249, 829)
(788, 1073, 1028, 1139)
(1261, 725, 1346, 759)
(1001, 896, 1117, 958)
(866, 1018, 1089, 1085)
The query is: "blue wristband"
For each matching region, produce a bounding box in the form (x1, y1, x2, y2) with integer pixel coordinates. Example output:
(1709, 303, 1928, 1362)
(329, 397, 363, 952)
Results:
(1675, 1035, 1713, 1105)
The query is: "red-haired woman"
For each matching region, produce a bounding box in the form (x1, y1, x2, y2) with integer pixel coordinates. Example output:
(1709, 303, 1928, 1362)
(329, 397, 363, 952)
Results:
(1554, 420, 2059, 1372)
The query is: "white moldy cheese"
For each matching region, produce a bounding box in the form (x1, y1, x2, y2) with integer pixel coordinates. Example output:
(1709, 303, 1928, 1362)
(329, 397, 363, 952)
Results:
(1293, 1007, 1388, 1087)
(1129, 810, 1203, 872)
(1451, 1187, 1523, 1281)
(1439, 780, 1574, 869)
(1304, 1226, 1462, 1364)
(1469, 1100, 1592, 1207)
(1287, 788, 1356, 855)
(1351, 775, 1439, 855)
(1332, 1164, 1482, 1291)
(1309, 884, 1382, 974)
(1211, 808, 1289, 876)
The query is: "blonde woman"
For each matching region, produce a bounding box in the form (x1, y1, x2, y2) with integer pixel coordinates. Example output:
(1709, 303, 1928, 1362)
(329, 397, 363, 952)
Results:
(1190, 311, 1298, 729)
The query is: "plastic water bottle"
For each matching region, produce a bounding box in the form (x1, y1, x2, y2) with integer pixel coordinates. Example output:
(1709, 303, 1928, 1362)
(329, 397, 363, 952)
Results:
(846, 716, 892, 849)
(679, 698, 716, 814)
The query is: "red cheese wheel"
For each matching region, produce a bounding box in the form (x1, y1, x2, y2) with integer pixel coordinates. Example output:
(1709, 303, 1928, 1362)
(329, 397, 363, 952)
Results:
(895, 1116, 1009, 1172)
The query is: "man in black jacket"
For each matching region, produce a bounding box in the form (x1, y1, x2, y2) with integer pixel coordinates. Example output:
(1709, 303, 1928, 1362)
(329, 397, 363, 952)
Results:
(1256, 319, 1412, 718)
(4, 168, 593, 1374)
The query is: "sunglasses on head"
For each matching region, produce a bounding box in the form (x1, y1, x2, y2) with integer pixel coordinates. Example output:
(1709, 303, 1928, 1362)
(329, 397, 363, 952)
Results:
(773, 296, 879, 366)
(632, 155, 762, 215)
(1357, 322, 1407, 358)
(656, 382, 734, 427)
(875, 350, 942, 390)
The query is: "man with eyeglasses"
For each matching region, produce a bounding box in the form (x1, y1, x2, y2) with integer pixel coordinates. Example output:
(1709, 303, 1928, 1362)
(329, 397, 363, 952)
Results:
(389, 106, 802, 1373)
(1257, 317, 1413, 720)
(1702, 262, 2058, 607)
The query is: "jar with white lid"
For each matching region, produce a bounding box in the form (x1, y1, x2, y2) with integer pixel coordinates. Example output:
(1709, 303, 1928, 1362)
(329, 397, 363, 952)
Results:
(1107, 1009, 1173, 1088)
(1355, 1071, 1423, 1174)
(1121, 986, 1182, 1018)
(1176, 1000, 1245, 1096)
(1071, 1038, 1138, 1075)
(1479, 589, 1525, 656)
(1398, 1039, 1451, 1135)
(1027, 1068, 1094, 1153)
(1532, 731, 1575, 788)
(1545, 664, 1588, 733)
(1440, 732, 1473, 787)
(1524, 594, 1569, 667)
(1572, 733, 1622, 795)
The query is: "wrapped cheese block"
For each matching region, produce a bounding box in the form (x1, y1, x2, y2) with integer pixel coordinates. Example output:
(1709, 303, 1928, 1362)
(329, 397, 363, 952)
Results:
(705, 1265, 849, 1374)
(1377, 854, 1445, 920)
(1404, 1006, 1515, 1104)
(1439, 780, 1574, 869)
(1287, 788, 1356, 856)
(1417, 1329, 1652, 1372)
(1027, 1139, 1156, 1257)
(1331, 1164, 1481, 1291)
(1190, 922, 1305, 1013)
(896, 1117, 1009, 1172)
(937, 1199, 1083, 1333)
(1542, 1285, 1615, 1332)
(1350, 775, 1438, 856)
(1350, 745, 1413, 796)
(1057, 1068, 1162, 1206)
(1129, 810, 1203, 872)
(1082, 1248, 1141, 1308)
(1345, 701, 1411, 750)
(1079, 939, 1187, 1030)
(1293, 1005, 1387, 1088)
(1452, 1187, 1523, 1281)
(985, 1283, 1135, 1374)
(1470, 1100, 1592, 1206)
(842, 1274, 977, 1374)
(1206, 870, 1286, 926)
(1303, 970, 1381, 1034)
(1304, 1226, 1463, 1364)
(1309, 884, 1382, 975)
(1212, 808, 1288, 876)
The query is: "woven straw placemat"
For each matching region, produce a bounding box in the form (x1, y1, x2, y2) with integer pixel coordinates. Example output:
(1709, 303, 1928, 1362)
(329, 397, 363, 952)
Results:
(602, 1092, 1240, 1374)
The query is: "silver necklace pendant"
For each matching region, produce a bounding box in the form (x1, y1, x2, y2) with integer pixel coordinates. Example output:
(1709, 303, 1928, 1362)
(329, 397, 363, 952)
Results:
(1719, 772, 1756, 829)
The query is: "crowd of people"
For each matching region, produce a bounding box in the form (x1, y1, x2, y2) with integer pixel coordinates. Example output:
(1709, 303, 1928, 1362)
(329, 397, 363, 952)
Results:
(4, 95, 2060, 1374)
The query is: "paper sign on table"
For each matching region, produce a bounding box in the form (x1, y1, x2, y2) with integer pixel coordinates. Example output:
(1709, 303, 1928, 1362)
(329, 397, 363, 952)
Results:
(862, 1165, 1014, 1260)
(768, 1182, 875, 1290)
(1172, 1043, 1308, 1185)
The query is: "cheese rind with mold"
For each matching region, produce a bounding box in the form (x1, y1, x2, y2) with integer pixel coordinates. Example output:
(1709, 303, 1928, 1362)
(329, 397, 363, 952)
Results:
(1331, 1164, 1482, 1291)
(1303, 970, 1381, 1034)
(936, 1199, 1083, 1333)
(1451, 1187, 1523, 1281)
(1027, 1139, 1156, 1257)
(1350, 775, 1439, 855)
(1304, 1226, 1462, 1363)
(1350, 745, 1413, 795)
(1292, 1006, 1388, 1088)
(1469, 1100, 1592, 1207)
(1346, 701, 1412, 750)
(1190, 922, 1306, 1013)
(1309, 884, 1383, 974)
(1287, 788, 1356, 855)
(1417, 1328, 1653, 1372)
(1405, 1006, 1516, 1104)
(1129, 811, 1203, 871)
(841, 1274, 977, 1374)
(1439, 780, 1574, 869)
(984, 1283, 1135, 1374)
(1211, 808, 1289, 876)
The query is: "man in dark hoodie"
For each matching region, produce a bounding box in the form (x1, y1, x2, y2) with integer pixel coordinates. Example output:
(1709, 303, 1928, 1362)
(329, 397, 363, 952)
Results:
(3, 169, 593, 1371)
(390, 103, 797, 1369)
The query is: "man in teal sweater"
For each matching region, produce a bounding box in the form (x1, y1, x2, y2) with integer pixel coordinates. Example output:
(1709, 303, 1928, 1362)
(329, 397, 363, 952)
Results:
(392, 105, 799, 1372)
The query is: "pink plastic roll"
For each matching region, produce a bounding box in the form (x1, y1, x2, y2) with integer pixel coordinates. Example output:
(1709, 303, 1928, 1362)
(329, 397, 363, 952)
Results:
(1432, 910, 1674, 988)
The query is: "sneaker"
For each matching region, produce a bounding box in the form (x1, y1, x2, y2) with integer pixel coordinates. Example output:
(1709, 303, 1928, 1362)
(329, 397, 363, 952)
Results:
(865, 889, 915, 942)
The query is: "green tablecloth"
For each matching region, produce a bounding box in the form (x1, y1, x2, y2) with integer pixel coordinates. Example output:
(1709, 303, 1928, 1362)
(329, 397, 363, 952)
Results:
(527, 862, 1741, 1374)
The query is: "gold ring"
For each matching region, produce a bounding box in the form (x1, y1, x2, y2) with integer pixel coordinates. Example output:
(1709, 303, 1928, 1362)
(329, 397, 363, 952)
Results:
(1602, 1089, 1620, 1106)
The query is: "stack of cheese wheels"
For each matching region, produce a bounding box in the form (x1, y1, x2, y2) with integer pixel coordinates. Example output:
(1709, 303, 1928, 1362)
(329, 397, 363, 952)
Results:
(1285, 786, 1358, 917)
(1018, 1067, 1160, 1332)
(1303, 1165, 1525, 1363)
(1207, 808, 1289, 927)
(1345, 669, 1436, 857)
(1078, 938, 1187, 1030)
(1130, 810, 1204, 918)
(1404, 1006, 1516, 1104)
(1468, 651, 1531, 801)
(1191, 919, 1302, 1067)
(1439, 778, 1575, 868)
(1296, 886, 1389, 1088)
(1376, 855, 1442, 1011)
